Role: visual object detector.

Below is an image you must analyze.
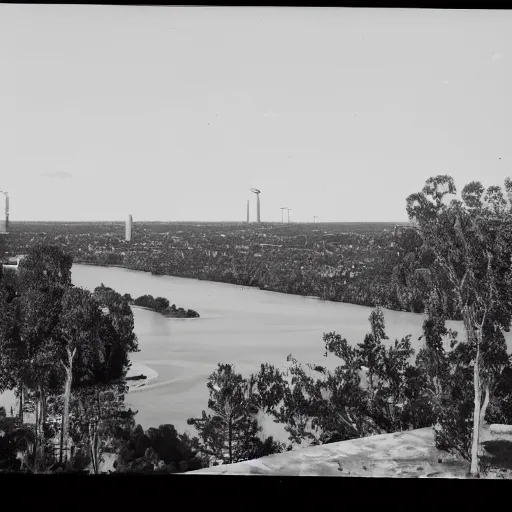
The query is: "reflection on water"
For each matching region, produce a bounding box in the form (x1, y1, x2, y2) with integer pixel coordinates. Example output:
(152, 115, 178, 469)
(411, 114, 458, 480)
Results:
(4, 263, 511, 441)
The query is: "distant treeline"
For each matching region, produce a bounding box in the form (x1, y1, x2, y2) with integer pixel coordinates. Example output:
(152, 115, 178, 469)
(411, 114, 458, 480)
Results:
(3, 221, 425, 315)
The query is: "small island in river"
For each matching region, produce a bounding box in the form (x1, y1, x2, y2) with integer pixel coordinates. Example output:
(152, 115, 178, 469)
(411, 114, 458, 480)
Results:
(124, 293, 200, 318)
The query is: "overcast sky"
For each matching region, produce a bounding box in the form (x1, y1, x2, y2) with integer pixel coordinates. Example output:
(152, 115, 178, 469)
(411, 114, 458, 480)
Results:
(0, 6, 510, 222)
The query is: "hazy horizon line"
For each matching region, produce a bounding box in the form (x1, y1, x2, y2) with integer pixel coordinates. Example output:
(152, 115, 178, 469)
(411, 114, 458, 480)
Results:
(7, 220, 410, 225)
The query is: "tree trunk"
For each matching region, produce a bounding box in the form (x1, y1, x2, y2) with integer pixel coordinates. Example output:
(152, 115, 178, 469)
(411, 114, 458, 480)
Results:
(90, 428, 99, 475)
(478, 385, 491, 459)
(34, 389, 39, 467)
(59, 415, 64, 464)
(61, 348, 75, 464)
(61, 368, 72, 463)
(18, 381, 24, 422)
(479, 385, 490, 431)
(228, 417, 233, 464)
(92, 388, 102, 474)
(34, 386, 46, 473)
(470, 345, 481, 475)
(41, 387, 47, 431)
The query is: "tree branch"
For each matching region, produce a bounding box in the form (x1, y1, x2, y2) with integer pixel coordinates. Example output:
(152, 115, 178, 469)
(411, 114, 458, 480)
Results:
(460, 269, 470, 295)
(479, 306, 488, 332)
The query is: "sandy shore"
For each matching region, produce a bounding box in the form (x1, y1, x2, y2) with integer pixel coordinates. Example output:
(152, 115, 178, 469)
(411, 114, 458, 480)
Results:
(126, 361, 159, 390)
(0, 361, 160, 413)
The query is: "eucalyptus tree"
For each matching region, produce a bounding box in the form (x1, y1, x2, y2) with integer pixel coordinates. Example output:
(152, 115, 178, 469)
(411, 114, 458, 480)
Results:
(52, 284, 139, 470)
(0, 271, 25, 418)
(187, 364, 263, 465)
(92, 284, 139, 381)
(317, 308, 414, 439)
(7, 245, 72, 468)
(405, 175, 512, 475)
(56, 286, 104, 464)
(0, 247, 139, 472)
(69, 383, 136, 474)
(252, 308, 417, 446)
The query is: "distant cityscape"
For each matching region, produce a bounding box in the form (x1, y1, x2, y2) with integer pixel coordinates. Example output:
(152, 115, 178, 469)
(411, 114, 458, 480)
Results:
(0, 185, 308, 237)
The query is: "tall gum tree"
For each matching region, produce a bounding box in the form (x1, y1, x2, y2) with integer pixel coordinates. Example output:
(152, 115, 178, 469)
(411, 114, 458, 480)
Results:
(90, 284, 139, 398)
(1, 246, 139, 471)
(57, 286, 103, 464)
(79, 284, 139, 471)
(15, 245, 72, 470)
(0, 271, 25, 419)
(405, 175, 512, 475)
(58, 284, 138, 467)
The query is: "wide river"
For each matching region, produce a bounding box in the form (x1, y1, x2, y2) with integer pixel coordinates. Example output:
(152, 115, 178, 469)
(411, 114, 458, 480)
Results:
(3, 264, 511, 440)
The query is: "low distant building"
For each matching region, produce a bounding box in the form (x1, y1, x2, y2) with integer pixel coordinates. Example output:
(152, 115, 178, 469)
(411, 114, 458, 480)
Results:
(1, 254, 26, 273)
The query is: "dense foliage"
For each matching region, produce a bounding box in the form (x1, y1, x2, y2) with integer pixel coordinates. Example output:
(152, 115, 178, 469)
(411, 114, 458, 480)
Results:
(0, 407, 34, 472)
(251, 308, 427, 447)
(130, 293, 199, 318)
(248, 304, 512, 473)
(187, 364, 285, 465)
(2, 221, 408, 313)
(115, 423, 206, 473)
(0, 245, 140, 473)
(403, 175, 512, 474)
(3, 174, 512, 476)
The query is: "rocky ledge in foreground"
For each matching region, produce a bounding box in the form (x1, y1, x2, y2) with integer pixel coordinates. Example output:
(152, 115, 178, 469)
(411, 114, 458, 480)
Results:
(187, 426, 512, 478)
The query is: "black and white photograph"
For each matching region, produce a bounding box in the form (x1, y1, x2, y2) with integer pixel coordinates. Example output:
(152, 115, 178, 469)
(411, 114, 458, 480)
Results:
(1, 4, 511, 480)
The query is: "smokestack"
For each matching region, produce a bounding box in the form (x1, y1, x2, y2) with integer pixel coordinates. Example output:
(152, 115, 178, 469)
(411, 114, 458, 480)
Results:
(249, 188, 261, 224)
(5, 193, 9, 232)
(0, 192, 7, 234)
(246, 200, 250, 224)
(126, 214, 133, 242)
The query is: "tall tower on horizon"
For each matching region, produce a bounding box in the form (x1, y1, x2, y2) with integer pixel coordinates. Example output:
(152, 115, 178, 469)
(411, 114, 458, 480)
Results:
(250, 188, 261, 223)
(280, 207, 287, 224)
(5, 193, 9, 232)
(246, 200, 250, 224)
(126, 214, 133, 242)
(0, 191, 8, 234)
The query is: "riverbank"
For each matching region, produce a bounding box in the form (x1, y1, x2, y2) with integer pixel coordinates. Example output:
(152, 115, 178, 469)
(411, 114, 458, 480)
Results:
(125, 362, 159, 390)
(74, 260, 396, 314)
(77, 260, 389, 315)
(0, 360, 159, 415)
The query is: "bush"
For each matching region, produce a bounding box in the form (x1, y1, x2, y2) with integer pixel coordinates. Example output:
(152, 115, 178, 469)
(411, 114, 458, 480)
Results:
(115, 423, 205, 473)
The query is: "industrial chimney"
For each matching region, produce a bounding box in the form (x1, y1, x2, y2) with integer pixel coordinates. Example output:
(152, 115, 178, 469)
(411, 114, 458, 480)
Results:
(5, 193, 9, 232)
(249, 188, 261, 223)
(126, 214, 133, 242)
(0, 191, 8, 234)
